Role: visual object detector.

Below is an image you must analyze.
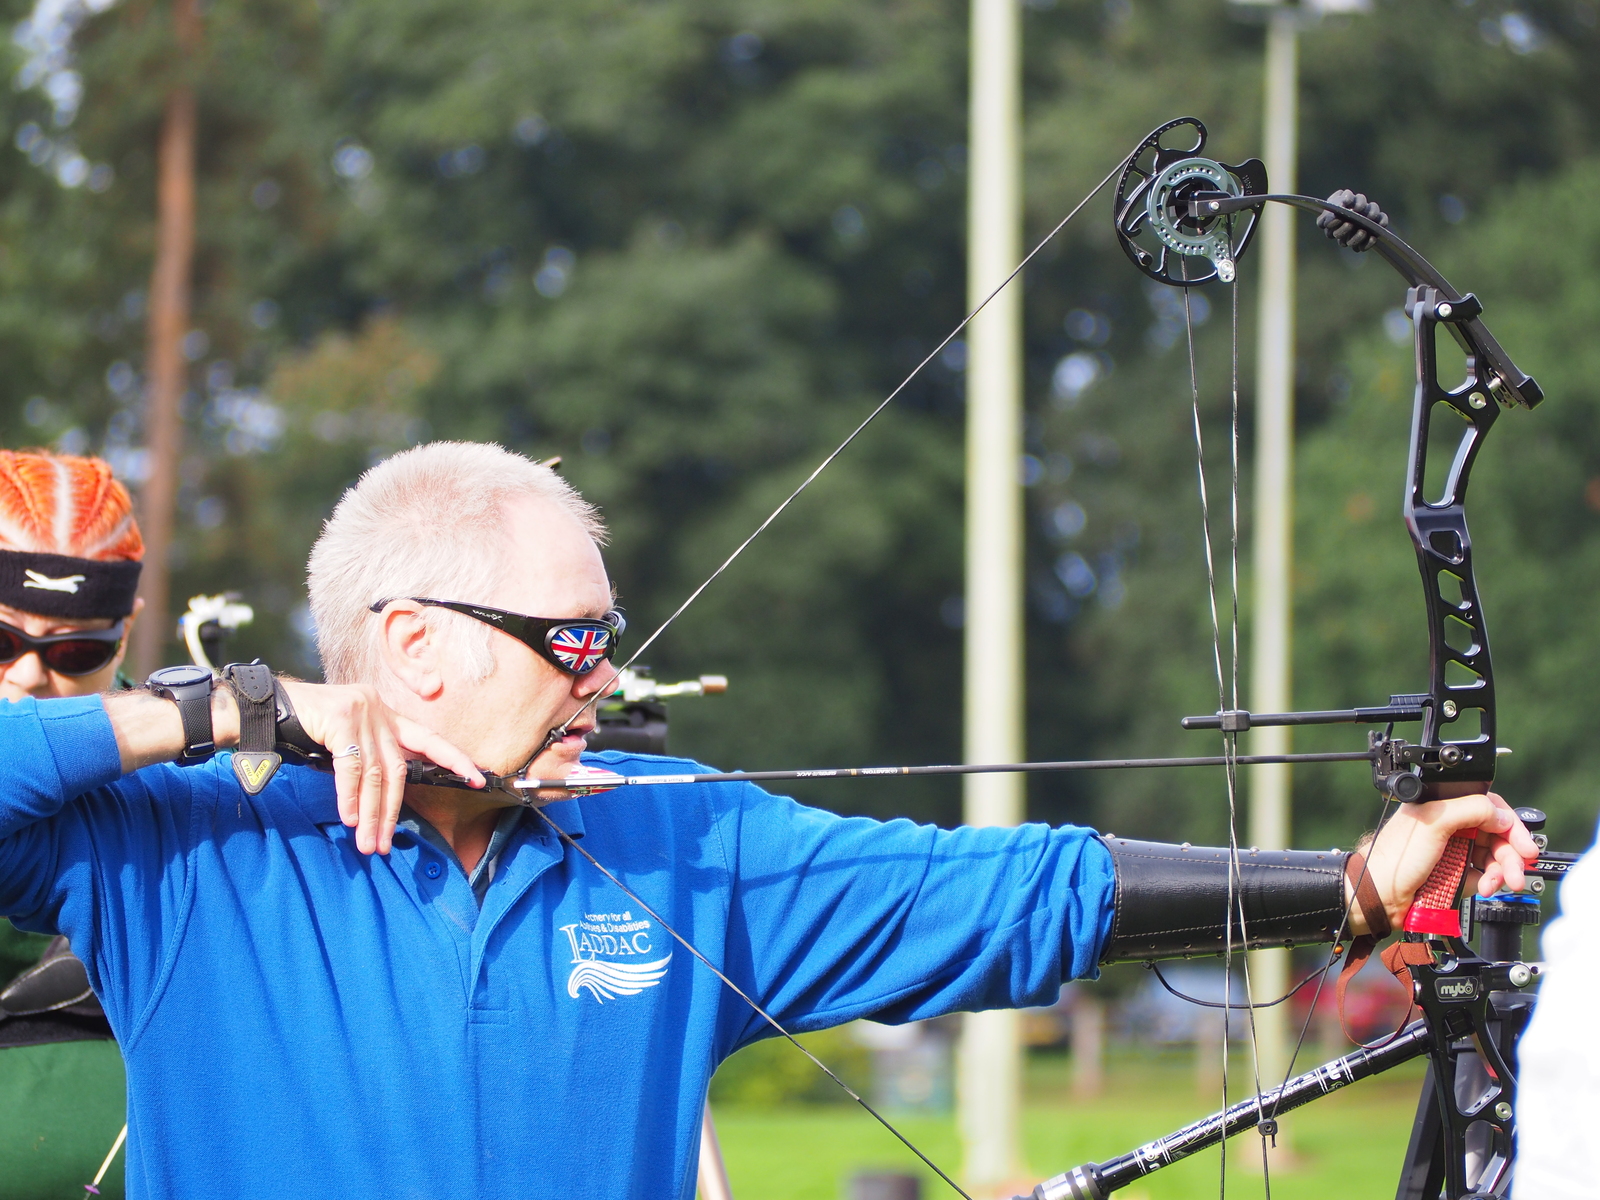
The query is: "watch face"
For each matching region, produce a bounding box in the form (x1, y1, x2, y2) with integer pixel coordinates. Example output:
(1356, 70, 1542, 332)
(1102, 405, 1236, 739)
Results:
(148, 665, 213, 689)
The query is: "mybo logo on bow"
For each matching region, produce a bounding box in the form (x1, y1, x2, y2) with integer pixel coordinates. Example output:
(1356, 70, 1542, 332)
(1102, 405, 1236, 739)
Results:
(558, 911, 670, 1003)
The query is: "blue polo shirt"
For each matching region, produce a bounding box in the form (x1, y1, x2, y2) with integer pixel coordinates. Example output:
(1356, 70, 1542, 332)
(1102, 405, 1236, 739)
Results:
(0, 694, 1116, 1199)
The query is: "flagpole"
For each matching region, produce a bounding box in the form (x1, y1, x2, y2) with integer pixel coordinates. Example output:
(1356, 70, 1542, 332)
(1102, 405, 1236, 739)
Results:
(961, 0, 1025, 1185)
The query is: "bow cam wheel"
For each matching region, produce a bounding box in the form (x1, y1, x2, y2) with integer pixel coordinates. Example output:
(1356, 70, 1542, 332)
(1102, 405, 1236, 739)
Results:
(1113, 116, 1268, 287)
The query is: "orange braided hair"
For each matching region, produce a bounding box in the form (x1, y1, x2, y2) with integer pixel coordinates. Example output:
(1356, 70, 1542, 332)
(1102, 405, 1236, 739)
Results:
(0, 450, 144, 562)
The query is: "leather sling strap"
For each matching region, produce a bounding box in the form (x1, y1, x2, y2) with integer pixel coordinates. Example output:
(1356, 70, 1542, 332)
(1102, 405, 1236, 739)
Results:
(1334, 851, 1430, 1045)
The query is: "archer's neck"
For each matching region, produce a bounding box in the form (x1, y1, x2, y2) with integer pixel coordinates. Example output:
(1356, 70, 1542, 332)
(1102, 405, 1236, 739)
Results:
(402, 786, 512, 875)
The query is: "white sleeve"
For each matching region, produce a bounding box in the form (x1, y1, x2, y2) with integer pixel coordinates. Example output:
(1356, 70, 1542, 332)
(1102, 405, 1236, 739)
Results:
(1514, 818, 1600, 1198)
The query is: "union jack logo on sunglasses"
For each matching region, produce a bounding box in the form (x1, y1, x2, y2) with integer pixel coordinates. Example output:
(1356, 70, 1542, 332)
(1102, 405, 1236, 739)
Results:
(547, 624, 613, 673)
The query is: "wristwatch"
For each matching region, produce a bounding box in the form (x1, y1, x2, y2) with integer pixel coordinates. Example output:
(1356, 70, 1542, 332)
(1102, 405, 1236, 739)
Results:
(145, 665, 216, 764)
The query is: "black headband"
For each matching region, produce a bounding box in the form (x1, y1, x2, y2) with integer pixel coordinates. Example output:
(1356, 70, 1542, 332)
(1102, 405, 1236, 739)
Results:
(0, 549, 142, 619)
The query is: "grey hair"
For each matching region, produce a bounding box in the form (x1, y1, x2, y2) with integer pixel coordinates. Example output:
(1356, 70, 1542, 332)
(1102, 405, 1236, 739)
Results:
(306, 441, 606, 688)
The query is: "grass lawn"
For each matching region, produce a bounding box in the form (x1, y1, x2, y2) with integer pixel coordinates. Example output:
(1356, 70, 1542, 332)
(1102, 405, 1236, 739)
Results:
(711, 1049, 1429, 1200)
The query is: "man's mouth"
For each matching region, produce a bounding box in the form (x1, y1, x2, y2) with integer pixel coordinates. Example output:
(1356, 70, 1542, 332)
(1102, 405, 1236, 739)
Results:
(552, 723, 592, 748)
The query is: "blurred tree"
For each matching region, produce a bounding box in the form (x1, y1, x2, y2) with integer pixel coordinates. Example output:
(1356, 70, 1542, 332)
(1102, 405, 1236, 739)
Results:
(1, 0, 1598, 842)
(132, 0, 203, 679)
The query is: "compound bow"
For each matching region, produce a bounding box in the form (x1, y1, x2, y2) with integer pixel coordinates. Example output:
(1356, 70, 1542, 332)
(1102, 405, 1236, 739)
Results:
(393, 117, 1552, 1199)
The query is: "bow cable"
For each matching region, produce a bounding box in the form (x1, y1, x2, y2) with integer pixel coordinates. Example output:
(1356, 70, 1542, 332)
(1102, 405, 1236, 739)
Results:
(1178, 241, 1280, 1197)
(1205, 250, 1404, 1174)
(1224, 253, 1275, 1196)
(1185, 240, 1397, 1197)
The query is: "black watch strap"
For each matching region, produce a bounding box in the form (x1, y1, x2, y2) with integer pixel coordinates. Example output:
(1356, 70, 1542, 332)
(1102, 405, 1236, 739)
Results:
(145, 667, 216, 764)
(175, 695, 215, 763)
(222, 661, 282, 794)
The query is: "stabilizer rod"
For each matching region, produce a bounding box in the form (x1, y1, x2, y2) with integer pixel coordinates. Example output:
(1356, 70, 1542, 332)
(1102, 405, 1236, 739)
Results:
(1019, 1021, 1433, 1200)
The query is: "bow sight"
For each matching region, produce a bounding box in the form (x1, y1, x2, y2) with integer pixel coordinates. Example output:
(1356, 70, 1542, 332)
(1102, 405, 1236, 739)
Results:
(584, 666, 729, 756)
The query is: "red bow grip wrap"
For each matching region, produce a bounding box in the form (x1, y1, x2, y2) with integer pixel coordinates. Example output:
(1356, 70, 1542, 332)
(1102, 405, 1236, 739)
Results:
(1402, 832, 1473, 936)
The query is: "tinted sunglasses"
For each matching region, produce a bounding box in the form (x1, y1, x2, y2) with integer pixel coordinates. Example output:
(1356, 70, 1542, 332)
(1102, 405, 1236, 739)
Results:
(0, 619, 126, 677)
(369, 598, 624, 676)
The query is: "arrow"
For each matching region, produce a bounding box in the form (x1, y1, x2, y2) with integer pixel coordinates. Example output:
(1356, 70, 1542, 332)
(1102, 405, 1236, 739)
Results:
(505, 750, 1377, 797)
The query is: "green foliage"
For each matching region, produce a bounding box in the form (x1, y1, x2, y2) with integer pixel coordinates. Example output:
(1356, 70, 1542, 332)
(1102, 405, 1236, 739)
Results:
(709, 1024, 872, 1107)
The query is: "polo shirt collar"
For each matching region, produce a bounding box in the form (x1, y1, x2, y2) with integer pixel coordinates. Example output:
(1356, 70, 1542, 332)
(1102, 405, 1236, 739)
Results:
(529, 796, 586, 841)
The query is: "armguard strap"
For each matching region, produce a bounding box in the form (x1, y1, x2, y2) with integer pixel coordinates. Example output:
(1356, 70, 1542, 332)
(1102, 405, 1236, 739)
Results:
(1099, 836, 1349, 963)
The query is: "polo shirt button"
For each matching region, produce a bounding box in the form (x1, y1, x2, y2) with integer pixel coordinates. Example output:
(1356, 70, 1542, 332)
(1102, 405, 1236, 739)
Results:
(424, 861, 442, 880)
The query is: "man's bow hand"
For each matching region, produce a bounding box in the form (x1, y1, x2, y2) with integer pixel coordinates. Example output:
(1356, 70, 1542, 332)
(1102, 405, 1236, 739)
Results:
(1351, 791, 1538, 937)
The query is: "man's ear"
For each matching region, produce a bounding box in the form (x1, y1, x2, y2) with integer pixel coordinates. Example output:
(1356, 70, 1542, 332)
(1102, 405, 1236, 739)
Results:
(380, 606, 444, 700)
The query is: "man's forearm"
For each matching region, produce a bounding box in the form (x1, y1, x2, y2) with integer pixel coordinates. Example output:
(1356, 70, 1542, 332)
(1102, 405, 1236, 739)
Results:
(105, 687, 241, 774)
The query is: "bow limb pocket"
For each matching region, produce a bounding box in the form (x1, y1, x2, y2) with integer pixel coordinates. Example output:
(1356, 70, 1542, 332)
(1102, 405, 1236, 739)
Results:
(0, 696, 196, 1041)
(1098, 836, 1348, 963)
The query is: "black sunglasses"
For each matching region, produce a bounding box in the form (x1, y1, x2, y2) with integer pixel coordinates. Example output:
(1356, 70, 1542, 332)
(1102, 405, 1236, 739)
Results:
(369, 598, 624, 676)
(0, 618, 126, 677)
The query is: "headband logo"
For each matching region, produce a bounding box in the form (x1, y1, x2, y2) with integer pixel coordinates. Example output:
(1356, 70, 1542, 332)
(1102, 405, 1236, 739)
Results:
(22, 569, 86, 594)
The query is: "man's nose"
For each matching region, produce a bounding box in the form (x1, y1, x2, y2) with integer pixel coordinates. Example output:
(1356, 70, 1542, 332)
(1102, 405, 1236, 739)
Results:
(572, 664, 620, 700)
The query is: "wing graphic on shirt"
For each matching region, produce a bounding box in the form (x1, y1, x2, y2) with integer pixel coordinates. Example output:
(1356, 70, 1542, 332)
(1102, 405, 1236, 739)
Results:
(566, 954, 671, 1003)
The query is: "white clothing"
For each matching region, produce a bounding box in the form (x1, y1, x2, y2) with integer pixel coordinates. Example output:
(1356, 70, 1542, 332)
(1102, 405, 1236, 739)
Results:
(1514, 818, 1600, 1198)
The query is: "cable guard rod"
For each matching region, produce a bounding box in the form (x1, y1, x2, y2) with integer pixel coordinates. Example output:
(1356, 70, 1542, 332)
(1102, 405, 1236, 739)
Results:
(1181, 694, 1429, 731)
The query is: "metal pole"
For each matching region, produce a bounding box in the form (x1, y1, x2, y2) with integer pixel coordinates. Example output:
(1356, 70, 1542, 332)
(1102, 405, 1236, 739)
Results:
(1248, 4, 1298, 1099)
(696, 1103, 734, 1200)
(959, 0, 1025, 1189)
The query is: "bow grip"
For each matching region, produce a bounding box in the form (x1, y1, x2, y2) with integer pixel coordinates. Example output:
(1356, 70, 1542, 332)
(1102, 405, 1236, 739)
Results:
(1402, 832, 1473, 936)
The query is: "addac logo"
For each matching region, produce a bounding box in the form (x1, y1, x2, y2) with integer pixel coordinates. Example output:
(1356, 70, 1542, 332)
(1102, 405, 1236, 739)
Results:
(559, 911, 671, 1003)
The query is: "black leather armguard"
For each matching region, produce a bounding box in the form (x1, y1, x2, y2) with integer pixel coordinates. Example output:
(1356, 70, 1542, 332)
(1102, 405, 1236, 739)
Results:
(1099, 836, 1349, 963)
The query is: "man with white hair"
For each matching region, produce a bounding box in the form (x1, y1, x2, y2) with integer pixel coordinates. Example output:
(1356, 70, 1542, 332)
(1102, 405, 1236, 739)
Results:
(0, 441, 1537, 1199)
